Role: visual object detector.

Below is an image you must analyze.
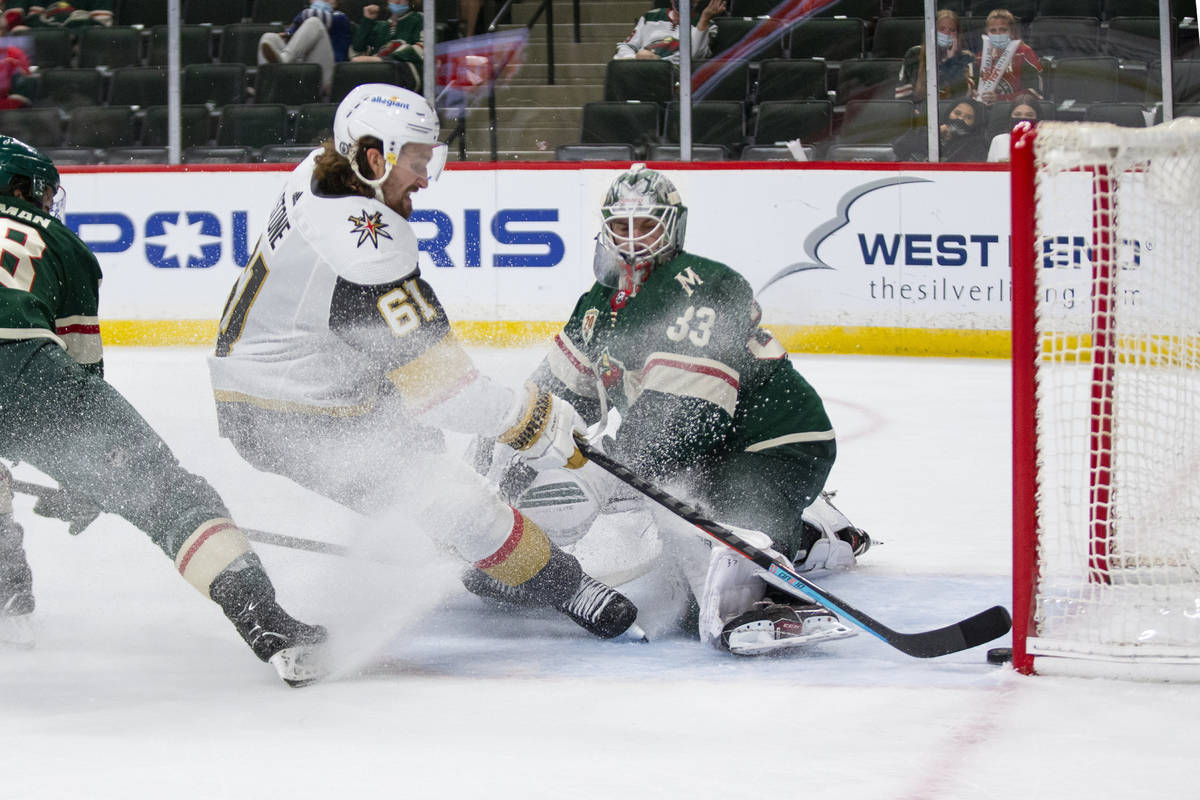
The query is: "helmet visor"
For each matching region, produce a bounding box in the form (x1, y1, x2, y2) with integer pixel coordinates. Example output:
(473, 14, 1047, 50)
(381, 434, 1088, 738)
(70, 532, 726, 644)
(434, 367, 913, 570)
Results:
(396, 141, 448, 183)
(26, 173, 64, 218)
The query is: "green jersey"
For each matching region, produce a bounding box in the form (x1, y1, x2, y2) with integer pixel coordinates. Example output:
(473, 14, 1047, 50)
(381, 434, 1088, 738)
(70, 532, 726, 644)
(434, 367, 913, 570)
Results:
(352, 11, 424, 66)
(538, 251, 833, 476)
(0, 194, 103, 373)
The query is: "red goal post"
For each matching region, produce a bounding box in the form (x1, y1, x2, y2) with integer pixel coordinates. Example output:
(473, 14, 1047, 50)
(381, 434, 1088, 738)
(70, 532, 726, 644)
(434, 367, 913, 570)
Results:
(1011, 119, 1200, 680)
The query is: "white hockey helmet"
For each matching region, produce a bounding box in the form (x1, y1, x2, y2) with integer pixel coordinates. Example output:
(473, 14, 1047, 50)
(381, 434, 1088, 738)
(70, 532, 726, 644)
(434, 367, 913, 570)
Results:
(333, 84, 447, 201)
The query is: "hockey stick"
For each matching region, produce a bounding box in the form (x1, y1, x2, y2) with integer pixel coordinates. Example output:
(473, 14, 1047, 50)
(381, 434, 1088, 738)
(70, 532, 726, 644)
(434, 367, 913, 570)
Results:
(11, 476, 648, 587)
(9, 477, 378, 561)
(574, 435, 1012, 658)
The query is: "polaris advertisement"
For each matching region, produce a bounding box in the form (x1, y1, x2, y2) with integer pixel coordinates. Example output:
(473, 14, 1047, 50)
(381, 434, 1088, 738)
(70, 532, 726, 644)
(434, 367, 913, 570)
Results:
(60, 165, 1018, 334)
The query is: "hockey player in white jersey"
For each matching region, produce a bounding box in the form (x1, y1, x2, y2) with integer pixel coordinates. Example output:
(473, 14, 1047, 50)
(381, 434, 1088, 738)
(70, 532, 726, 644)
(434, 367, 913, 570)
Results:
(207, 85, 640, 641)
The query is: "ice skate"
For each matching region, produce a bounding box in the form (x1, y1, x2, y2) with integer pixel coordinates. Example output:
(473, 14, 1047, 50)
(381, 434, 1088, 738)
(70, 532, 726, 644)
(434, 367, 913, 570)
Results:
(210, 566, 328, 687)
(554, 573, 643, 640)
(720, 600, 856, 655)
(0, 514, 34, 649)
(461, 566, 540, 607)
(463, 566, 644, 640)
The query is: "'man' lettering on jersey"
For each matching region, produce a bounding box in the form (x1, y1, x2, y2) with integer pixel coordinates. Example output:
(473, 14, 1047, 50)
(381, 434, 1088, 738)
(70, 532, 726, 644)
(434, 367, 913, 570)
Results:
(266, 194, 290, 250)
(674, 267, 703, 296)
(0, 203, 51, 230)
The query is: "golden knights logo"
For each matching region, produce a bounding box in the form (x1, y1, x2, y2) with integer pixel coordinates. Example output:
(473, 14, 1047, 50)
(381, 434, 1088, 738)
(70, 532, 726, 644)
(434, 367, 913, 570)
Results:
(348, 209, 393, 248)
(581, 308, 599, 344)
(597, 349, 625, 390)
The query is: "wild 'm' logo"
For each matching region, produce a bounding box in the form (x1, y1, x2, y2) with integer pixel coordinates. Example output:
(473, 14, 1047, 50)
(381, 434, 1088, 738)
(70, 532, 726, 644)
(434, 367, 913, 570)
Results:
(348, 209, 393, 248)
(597, 350, 625, 390)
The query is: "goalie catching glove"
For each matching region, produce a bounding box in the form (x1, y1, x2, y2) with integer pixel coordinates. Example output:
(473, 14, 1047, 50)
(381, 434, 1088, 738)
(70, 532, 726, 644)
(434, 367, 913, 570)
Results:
(496, 384, 587, 471)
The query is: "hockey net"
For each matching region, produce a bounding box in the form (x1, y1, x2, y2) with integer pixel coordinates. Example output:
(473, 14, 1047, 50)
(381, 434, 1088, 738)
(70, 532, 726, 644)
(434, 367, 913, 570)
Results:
(1012, 119, 1200, 679)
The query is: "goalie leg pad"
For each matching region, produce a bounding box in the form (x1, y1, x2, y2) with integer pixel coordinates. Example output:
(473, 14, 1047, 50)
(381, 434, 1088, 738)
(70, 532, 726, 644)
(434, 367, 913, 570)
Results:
(793, 492, 871, 573)
(720, 601, 856, 655)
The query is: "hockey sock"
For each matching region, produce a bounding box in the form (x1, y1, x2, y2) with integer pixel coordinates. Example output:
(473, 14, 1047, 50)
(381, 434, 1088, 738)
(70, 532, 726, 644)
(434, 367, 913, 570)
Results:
(173, 518, 255, 599)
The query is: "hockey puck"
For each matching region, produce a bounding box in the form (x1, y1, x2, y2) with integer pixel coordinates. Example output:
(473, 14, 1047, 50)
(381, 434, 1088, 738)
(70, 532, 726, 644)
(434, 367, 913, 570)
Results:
(987, 647, 1013, 664)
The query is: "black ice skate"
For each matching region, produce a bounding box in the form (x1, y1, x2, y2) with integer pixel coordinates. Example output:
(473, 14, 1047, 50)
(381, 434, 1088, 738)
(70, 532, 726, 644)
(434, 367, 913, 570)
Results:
(463, 565, 643, 641)
(461, 566, 540, 607)
(210, 565, 328, 687)
(554, 573, 642, 640)
(0, 515, 35, 648)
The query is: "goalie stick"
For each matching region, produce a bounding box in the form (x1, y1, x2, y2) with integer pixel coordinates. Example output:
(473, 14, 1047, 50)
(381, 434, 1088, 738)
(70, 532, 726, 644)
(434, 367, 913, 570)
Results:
(574, 435, 1012, 658)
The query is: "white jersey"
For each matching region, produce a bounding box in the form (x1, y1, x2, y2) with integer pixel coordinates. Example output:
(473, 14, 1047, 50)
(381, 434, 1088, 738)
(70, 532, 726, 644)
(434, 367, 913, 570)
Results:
(208, 152, 517, 434)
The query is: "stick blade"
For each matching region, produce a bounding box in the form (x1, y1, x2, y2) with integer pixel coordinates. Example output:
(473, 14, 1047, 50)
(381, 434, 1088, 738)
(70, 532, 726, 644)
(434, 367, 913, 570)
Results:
(893, 605, 1013, 658)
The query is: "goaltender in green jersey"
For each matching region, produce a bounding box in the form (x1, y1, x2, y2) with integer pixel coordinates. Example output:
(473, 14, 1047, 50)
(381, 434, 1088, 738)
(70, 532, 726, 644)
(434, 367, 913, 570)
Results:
(470, 164, 872, 654)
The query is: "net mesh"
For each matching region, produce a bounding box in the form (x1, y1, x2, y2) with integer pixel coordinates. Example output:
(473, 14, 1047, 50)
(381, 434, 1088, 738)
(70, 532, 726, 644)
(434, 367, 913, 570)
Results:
(1031, 119, 1200, 663)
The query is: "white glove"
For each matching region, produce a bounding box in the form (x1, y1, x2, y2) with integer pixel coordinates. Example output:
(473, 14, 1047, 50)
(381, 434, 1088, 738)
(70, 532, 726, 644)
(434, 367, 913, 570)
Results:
(497, 384, 587, 471)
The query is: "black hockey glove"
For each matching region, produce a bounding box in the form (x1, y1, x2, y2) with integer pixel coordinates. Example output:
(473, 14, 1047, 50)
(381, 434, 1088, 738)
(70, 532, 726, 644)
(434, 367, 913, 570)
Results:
(29, 484, 102, 536)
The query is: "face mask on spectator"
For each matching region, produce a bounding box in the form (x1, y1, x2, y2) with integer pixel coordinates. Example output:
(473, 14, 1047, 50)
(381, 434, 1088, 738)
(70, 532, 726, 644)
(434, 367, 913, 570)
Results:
(947, 117, 971, 135)
(310, 0, 333, 11)
(988, 33, 1011, 48)
(389, 2, 410, 13)
(936, 31, 954, 48)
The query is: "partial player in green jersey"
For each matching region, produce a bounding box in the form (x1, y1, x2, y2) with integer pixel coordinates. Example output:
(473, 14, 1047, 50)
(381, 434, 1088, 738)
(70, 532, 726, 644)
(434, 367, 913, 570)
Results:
(471, 165, 872, 654)
(0, 136, 326, 683)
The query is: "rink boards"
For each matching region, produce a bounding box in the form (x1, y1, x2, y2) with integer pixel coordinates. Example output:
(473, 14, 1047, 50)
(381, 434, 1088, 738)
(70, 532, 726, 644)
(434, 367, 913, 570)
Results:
(59, 160, 1010, 357)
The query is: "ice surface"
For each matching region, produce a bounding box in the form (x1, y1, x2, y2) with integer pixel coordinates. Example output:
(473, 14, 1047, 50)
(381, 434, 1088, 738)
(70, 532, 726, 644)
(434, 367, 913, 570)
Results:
(2, 348, 1194, 799)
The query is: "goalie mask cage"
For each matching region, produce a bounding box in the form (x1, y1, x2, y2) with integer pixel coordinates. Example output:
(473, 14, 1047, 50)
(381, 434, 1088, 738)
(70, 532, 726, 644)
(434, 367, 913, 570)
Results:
(1012, 119, 1200, 680)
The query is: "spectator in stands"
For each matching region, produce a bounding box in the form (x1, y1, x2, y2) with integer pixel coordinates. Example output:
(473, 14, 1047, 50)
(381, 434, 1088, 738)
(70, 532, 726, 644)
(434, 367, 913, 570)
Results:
(895, 10, 975, 101)
(351, 0, 424, 92)
(1, 4, 28, 32)
(10, 1, 111, 28)
(986, 93, 1039, 162)
(460, 0, 482, 37)
(0, 41, 30, 109)
(613, 0, 726, 65)
(894, 98, 988, 162)
(974, 9, 1042, 105)
(259, 0, 353, 95)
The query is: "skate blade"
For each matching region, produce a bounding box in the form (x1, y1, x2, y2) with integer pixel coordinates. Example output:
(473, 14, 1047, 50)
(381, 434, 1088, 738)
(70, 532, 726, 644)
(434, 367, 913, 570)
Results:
(269, 644, 327, 687)
(0, 614, 34, 649)
(728, 624, 857, 656)
(621, 622, 649, 643)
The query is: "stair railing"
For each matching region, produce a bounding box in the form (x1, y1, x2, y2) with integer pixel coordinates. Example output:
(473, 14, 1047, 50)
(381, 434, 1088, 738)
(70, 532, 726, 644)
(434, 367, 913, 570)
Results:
(479, 0, 582, 159)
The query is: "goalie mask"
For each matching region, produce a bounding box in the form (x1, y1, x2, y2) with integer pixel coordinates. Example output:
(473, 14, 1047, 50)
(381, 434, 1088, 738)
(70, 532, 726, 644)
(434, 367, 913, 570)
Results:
(333, 84, 448, 203)
(594, 164, 687, 289)
(0, 135, 64, 218)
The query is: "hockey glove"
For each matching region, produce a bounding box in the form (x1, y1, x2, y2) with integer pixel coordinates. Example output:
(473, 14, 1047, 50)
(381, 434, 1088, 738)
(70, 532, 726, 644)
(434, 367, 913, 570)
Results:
(498, 384, 587, 471)
(31, 485, 102, 536)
